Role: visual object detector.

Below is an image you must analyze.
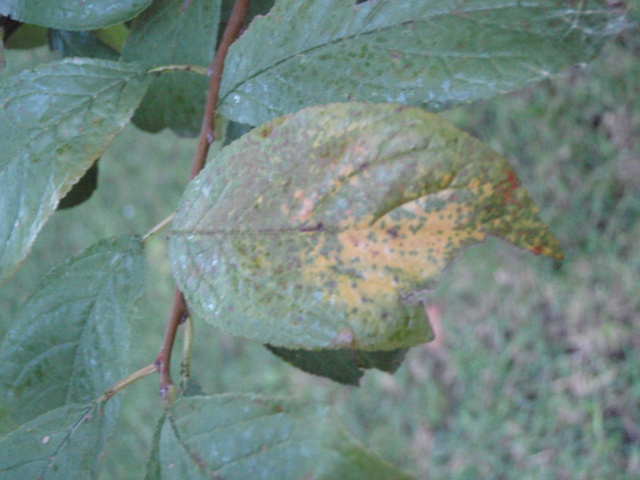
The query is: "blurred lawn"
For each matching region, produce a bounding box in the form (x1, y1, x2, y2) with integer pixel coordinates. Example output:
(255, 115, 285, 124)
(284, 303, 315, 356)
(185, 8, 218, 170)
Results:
(1, 25, 640, 480)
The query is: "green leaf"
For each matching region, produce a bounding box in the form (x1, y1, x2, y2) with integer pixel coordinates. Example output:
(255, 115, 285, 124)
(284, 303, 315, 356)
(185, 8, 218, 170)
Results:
(152, 394, 413, 479)
(0, 38, 4, 74)
(0, 402, 114, 479)
(169, 103, 562, 350)
(57, 160, 99, 210)
(0, 58, 152, 283)
(4, 23, 46, 49)
(0, 236, 145, 424)
(47, 30, 120, 60)
(122, 0, 220, 136)
(93, 23, 130, 52)
(266, 345, 408, 385)
(223, 119, 254, 146)
(0, 0, 153, 30)
(217, 0, 274, 47)
(219, 0, 618, 125)
(144, 416, 166, 480)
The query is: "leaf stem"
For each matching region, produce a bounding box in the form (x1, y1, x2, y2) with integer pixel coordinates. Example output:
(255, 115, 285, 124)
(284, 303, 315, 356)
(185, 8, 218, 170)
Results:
(142, 213, 175, 242)
(180, 316, 194, 385)
(98, 363, 158, 402)
(156, 0, 251, 402)
(147, 64, 209, 76)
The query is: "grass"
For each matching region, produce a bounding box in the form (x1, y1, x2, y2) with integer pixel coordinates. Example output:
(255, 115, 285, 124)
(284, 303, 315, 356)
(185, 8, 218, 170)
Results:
(1, 24, 640, 480)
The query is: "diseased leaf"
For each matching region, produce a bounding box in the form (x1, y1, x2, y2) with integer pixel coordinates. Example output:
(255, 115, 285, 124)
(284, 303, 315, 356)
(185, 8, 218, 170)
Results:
(0, 236, 145, 424)
(0, 402, 114, 479)
(154, 394, 413, 479)
(219, 0, 618, 125)
(0, 0, 152, 30)
(266, 345, 408, 385)
(122, 0, 220, 136)
(169, 103, 562, 350)
(57, 160, 99, 210)
(0, 58, 152, 283)
(47, 30, 120, 60)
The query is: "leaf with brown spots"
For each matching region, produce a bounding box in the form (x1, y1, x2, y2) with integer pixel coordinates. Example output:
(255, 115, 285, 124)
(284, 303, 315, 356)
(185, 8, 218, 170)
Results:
(168, 103, 562, 350)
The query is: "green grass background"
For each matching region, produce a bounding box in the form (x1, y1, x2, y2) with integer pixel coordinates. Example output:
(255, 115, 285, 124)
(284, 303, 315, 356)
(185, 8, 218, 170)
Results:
(1, 23, 639, 480)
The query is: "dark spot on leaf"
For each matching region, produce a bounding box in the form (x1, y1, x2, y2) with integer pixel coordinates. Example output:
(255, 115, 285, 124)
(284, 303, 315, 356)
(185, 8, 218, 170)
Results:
(300, 222, 324, 232)
(386, 226, 399, 238)
(260, 125, 272, 138)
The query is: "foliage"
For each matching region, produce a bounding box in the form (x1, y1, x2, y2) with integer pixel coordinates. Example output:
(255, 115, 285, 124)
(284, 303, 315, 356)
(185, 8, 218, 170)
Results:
(0, 0, 632, 478)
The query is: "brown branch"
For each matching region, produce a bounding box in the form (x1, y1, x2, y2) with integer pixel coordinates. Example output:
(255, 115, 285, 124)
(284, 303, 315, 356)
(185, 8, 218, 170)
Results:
(156, 0, 252, 400)
(191, 0, 251, 179)
(157, 288, 187, 396)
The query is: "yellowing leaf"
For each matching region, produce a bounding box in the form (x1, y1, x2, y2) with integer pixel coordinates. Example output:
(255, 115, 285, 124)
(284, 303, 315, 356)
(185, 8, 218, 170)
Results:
(168, 103, 562, 350)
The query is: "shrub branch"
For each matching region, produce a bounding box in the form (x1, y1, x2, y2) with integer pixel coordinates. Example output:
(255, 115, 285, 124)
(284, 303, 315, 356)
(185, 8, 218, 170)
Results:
(156, 0, 252, 399)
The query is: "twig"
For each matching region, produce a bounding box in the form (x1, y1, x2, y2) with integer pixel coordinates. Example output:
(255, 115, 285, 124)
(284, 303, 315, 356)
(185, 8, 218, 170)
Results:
(156, 0, 252, 402)
(142, 213, 175, 242)
(156, 0, 251, 402)
(157, 288, 187, 396)
(98, 363, 157, 403)
(191, 0, 251, 179)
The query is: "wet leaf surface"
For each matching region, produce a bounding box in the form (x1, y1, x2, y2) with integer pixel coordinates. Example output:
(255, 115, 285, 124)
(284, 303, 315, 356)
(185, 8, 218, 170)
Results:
(220, 0, 617, 126)
(0, 236, 145, 424)
(145, 394, 413, 479)
(0, 59, 151, 283)
(0, 0, 152, 29)
(169, 103, 562, 350)
(0, 402, 114, 479)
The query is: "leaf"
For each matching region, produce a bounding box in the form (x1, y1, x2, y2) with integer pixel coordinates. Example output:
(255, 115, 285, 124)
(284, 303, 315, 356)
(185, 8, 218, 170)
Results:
(93, 23, 130, 52)
(47, 30, 120, 60)
(217, 0, 275, 47)
(57, 160, 100, 210)
(0, 36, 4, 74)
(0, 235, 145, 424)
(219, 0, 618, 126)
(266, 345, 408, 385)
(4, 23, 46, 49)
(0, 402, 114, 479)
(0, 0, 153, 30)
(122, 0, 220, 136)
(144, 416, 165, 480)
(150, 394, 413, 479)
(168, 103, 563, 350)
(0, 58, 152, 283)
(224, 119, 254, 146)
